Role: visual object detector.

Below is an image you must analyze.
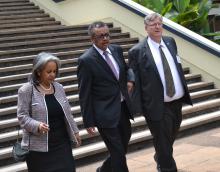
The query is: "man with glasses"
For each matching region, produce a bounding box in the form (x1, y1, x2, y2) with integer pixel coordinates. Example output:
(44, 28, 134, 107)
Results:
(128, 13, 192, 172)
(77, 21, 135, 172)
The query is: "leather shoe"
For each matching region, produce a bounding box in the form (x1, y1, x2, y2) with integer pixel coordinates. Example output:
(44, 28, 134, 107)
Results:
(96, 167, 101, 172)
(154, 154, 161, 172)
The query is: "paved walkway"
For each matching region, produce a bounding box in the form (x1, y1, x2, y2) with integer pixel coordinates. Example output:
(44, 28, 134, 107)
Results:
(76, 126, 220, 172)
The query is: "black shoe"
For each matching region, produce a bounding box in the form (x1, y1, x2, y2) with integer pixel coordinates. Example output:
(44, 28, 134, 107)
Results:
(154, 154, 161, 172)
(96, 167, 101, 172)
(157, 165, 161, 172)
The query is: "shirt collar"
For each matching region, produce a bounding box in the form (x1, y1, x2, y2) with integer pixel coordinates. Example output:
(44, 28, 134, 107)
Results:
(93, 44, 111, 56)
(148, 37, 166, 48)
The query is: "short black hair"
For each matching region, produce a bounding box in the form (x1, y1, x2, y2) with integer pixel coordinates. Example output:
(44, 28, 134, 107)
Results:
(88, 21, 108, 38)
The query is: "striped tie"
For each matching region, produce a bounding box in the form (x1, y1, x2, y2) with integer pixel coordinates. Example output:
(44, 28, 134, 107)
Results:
(103, 51, 119, 80)
(159, 45, 175, 97)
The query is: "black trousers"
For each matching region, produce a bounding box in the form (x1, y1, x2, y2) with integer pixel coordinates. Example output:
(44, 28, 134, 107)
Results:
(146, 99, 182, 172)
(97, 101, 131, 172)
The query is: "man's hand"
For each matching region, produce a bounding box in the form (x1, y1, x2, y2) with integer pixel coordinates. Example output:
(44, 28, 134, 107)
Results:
(127, 81, 134, 94)
(86, 127, 96, 136)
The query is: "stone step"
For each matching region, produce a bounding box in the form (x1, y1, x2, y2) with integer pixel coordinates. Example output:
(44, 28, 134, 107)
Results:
(0, 34, 136, 51)
(0, 17, 55, 25)
(0, 48, 116, 67)
(0, 42, 134, 59)
(0, 72, 202, 107)
(0, 102, 219, 151)
(0, 5, 39, 11)
(0, 72, 200, 98)
(0, 31, 129, 44)
(1, 88, 220, 120)
(0, 70, 200, 88)
(0, 83, 78, 98)
(0, 79, 213, 100)
(0, 2, 34, 8)
(0, 51, 189, 74)
(0, 21, 61, 30)
(188, 81, 214, 92)
(0, 23, 114, 37)
(0, 67, 76, 85)
(1, 89, 220, 131)
(0, 110, 220, 172)
(0, 9, 44, 16)
(0, 13, 50, 20)
(0, 0, 29, 3)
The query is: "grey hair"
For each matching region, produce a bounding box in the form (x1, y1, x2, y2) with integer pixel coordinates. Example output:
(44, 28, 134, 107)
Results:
(144, 13, 163, 25)
(88, 21, 108, 38)
(30, 52, 61, 85)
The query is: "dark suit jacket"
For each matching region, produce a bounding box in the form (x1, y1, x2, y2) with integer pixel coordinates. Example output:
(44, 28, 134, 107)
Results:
(128, 36, 192, 121)
(77, 44, 134, 128)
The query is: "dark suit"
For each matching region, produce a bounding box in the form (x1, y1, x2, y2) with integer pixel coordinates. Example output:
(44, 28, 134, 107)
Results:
(128, 36, 192, 172)
(77, 44, 134, 172)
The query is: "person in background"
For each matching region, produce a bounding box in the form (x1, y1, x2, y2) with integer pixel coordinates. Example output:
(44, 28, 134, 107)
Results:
(17, 52, 81, 172)
(77, 21, 135, 172)
(128, 13, 192, 172)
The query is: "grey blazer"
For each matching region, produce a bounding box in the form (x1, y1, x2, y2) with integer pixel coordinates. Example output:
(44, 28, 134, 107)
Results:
(17, 82, 79, 152)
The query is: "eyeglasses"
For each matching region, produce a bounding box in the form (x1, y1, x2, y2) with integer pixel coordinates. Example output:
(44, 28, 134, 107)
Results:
(147, 23, 163, 27)
(95, 33, 110, 40)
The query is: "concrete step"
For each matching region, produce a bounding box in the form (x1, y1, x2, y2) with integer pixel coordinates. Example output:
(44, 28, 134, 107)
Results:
(0, 78, 213, 100)
(1, 88, 220, 120)
(0, 35, 136, 51)
(0, 70, 208, 95)
(187, 81, 214, 92)
(0, 5, 39, 11)
(0, 101, 219, 150)
(0, 17, 55, 25)
(0, 48, 115, 67)
(0, 31, 129, 44)
(0, 23, 114, 37)
(0, 2, 34, 8)
(0, 13, 50, 20)
(0, 110, 219, 172)
(0, 9, 44, 16)
(0, 42, 134, 59)
(0, 83, 78, 98)
(0, 70, 199, 89)
(0, 0, 29, 3)
(1, 89, 220, 131)
(0, 67, 76, 85)
(0, 71, 199, 106)
(0, 21, 61, 30)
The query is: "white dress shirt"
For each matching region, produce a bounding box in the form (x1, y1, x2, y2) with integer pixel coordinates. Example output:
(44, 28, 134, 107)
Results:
(147, 37, 184, 102)
(93, 44, 119, 79)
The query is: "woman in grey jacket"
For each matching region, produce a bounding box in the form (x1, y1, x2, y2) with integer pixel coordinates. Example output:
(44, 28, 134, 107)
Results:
(17, 52, 81, 172)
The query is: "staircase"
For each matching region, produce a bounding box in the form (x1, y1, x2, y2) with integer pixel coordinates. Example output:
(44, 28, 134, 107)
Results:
(0, 0, 220, 171)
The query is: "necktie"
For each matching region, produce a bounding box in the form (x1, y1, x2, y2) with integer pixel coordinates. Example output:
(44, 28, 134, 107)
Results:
(159, 45, 176, 97)
(103, 51, 119, 80)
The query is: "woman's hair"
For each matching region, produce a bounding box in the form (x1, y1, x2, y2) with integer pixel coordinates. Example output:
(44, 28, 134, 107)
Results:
(29, 52, 61, 85)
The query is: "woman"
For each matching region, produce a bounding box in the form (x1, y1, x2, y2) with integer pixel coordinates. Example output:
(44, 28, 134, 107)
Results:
(17, 52, 81, 172)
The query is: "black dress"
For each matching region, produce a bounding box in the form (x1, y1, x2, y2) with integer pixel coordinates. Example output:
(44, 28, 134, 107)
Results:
(26, 94, 75, 172)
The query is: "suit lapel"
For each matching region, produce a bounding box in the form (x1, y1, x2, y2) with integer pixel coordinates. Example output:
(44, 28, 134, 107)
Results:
(92, 46, 118, 81)
(163, 37, 181, 74)
(143, 38, 162, 83)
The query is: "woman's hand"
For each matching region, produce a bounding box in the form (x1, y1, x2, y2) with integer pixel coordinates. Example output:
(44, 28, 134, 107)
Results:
(38, 122, 50, 134)
(74, 132, 81, 147)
